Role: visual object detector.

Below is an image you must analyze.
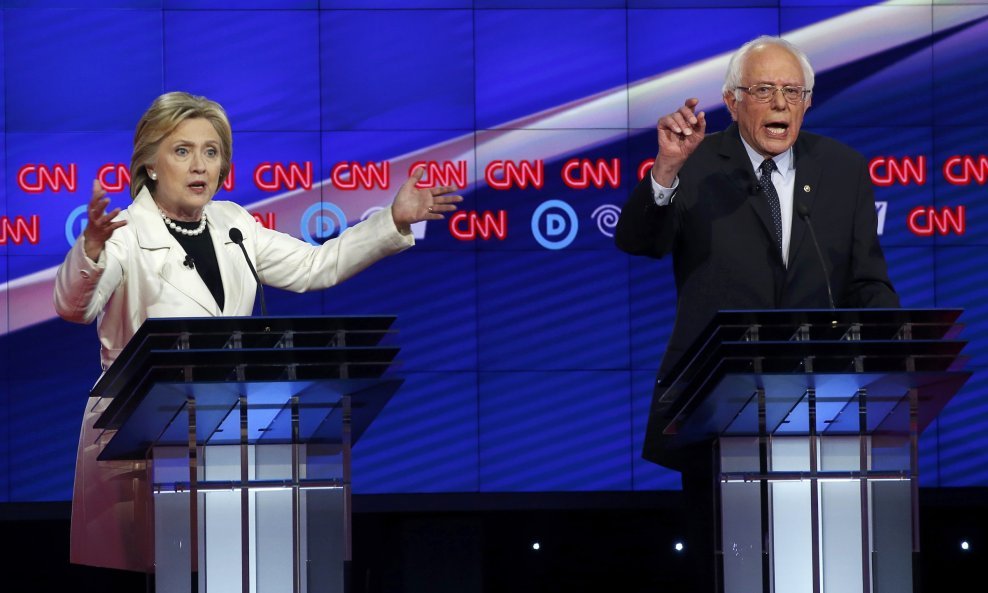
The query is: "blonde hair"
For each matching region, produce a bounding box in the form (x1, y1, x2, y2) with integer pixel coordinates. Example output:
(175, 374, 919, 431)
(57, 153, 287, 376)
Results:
(130, 92, 233, 199)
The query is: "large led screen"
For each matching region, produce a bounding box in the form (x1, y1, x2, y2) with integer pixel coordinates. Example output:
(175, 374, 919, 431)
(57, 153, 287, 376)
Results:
(2, 0, 988, 502)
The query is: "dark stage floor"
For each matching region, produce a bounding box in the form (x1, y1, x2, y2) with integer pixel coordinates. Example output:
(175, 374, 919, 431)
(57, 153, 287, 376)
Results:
(2, 489, 985, 592)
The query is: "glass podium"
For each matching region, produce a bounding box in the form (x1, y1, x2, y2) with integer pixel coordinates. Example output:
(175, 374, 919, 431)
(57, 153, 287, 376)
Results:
(92, 316, 404, 593)
(644, 309, 971, 593)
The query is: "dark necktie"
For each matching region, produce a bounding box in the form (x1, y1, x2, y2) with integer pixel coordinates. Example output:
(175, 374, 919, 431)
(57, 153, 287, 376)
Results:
(758, 158, 783, 253)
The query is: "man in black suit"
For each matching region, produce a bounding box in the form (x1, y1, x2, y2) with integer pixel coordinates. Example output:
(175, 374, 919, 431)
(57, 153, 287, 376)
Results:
(616, 36, 898, 591)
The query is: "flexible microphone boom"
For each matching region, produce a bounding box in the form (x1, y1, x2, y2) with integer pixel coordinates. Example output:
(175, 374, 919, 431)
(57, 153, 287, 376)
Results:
(794, 200, 836, 310)
(229, 227, 267, 316)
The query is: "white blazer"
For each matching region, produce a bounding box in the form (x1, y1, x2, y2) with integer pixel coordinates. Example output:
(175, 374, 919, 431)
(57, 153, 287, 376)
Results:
(54, 187, 413, 571)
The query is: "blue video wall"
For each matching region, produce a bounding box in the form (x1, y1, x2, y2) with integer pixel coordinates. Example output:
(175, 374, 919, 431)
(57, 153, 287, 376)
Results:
(2, 0, 988, 502)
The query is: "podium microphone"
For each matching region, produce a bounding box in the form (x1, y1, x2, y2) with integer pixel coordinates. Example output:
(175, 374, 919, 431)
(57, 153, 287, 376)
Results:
(795, 200, 835, 310)
(229, 227, 267, 316)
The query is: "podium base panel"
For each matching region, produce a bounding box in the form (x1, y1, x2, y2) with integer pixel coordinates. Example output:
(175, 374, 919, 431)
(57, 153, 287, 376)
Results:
(152, 444, 348, 593)
(719, 436, 915, 593)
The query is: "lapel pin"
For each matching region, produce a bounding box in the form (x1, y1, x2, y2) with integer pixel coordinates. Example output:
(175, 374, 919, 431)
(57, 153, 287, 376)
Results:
(803, 185, 811, 193)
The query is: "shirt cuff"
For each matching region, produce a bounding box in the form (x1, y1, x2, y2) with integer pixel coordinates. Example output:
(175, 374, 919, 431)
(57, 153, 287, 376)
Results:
(649, 174, 679, 206)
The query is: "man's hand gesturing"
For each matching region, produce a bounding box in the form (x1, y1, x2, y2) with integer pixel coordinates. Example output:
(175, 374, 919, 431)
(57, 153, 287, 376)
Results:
(651, 97, 707, 187)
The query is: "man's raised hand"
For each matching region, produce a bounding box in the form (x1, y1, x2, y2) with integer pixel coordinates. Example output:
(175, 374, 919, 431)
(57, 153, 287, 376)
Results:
(651, 97, 707, 187)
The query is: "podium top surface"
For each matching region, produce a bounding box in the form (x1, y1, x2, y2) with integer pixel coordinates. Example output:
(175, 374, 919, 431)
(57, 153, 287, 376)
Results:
(659, 308, 964, 391)
(92, 315, 396, 400)
(94, 315, 395, 389)
(644, 309, 971, 457)
(91, 316, 403, 459)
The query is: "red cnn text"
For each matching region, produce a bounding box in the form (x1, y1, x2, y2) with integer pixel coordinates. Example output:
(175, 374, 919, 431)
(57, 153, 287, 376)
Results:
(637, 159, 655, 181)
(410, 161, 468, 189)
(943, 155, 988, 185)
(908, 206, 965, 236)
(255, 162, 313, 191)
(562, 158, 621, 189)
(252, 212, 276, 229)
(97, 164, 131, 192)
(869, 156, 926, 186)
(485, 160, 544, 190)
(223, 163, 235, 191)
(450, 210, 508, 241)
(0, 215, 40, 245)
(332, 162, 390, 190)
(17, 164, 77, 193)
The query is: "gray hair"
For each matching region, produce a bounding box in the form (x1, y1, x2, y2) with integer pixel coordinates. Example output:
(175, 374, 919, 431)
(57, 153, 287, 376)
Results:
(722, 35, 815, 101)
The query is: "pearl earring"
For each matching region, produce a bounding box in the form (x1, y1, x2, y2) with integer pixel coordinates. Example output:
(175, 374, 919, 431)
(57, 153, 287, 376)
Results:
(149, 171, 157, 180)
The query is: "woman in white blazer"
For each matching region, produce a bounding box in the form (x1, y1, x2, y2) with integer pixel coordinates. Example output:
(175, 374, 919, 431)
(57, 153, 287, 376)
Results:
(53, 92, 461, 572)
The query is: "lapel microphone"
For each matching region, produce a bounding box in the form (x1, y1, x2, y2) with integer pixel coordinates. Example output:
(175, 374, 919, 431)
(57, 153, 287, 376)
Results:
(183, 254, 195, 269)
(795, 199, 836, 310)
(229, 227, 268, 316)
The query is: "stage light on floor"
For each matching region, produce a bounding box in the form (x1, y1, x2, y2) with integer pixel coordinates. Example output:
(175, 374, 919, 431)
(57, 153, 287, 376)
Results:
(532, 542, 541, 551)
(674, 541, 684, 553)
(961, 541, 970, 551)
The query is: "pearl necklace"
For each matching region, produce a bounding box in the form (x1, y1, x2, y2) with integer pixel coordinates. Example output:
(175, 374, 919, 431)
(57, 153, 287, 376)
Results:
(160, 209, 207, 236)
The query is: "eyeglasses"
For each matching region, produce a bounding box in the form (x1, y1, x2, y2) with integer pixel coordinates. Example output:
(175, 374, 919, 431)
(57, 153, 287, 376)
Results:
(735, 84, 812, 104)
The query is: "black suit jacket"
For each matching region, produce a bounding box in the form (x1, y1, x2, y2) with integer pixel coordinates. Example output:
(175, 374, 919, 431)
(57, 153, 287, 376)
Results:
(617, 123, 899, 381)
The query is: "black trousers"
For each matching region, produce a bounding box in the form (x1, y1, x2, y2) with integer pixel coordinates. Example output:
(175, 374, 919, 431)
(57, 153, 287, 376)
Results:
(679, 443, 719, 593)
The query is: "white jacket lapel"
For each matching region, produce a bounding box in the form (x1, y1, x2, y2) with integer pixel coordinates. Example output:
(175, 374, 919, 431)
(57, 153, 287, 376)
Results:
(131, 189, 221, 316)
